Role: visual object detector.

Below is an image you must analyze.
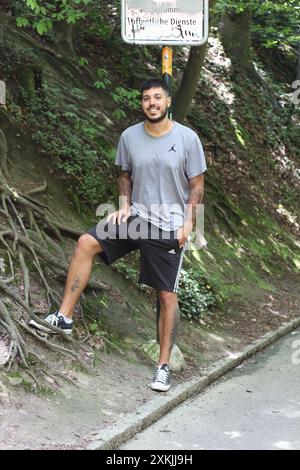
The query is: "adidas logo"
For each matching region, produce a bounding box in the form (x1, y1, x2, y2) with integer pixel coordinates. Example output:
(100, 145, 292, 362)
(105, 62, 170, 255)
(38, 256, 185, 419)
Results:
(168, 249, 176, 254)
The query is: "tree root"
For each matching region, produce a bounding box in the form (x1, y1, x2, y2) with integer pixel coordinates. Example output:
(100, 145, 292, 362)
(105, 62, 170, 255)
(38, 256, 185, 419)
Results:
(0, 300, 28, 368)
(26, 180, 47, 196)
(0, 124, 131, 378)
(17, 320, 88, 369)
(0, 126, 134, 377)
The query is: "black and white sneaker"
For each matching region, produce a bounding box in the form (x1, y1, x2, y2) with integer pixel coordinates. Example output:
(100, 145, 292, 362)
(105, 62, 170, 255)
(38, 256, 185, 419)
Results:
(29, 311, 73, 335)
(151, 364, 170, 392)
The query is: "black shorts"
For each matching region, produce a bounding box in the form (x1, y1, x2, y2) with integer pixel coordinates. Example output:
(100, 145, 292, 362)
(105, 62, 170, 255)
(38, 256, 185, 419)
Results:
(86, 216, 186, 292)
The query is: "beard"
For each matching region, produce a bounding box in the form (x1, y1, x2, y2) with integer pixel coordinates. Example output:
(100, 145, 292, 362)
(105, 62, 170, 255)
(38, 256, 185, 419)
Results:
(143, 107, 168, 123)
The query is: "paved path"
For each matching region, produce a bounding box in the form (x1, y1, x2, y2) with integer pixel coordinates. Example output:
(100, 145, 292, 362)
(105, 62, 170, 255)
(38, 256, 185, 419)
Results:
(122, 329, 300, 450)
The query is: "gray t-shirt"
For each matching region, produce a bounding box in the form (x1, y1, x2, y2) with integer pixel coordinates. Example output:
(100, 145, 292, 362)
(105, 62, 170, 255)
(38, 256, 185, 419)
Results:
(115, 121, 207, 231)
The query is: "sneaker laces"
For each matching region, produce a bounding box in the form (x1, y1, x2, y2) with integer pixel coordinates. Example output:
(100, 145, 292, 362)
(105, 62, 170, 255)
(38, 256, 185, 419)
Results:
(46, 313, 60, 326)
(154, 366, 169, 384)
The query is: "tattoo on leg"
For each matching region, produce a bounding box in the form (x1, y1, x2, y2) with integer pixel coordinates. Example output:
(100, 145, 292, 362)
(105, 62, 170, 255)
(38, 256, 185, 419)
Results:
(71, 275, 80, 292)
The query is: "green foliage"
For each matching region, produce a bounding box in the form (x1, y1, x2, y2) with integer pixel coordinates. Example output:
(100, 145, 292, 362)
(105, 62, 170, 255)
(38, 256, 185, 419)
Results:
(113, 259, 150, 291)
(112, 108, 127, 120)
(230, 117, 250, 147)
(26, 87, 117, 206)
(78, 56, 89, 66)
(114, 260, 139, 282)
(216, 0, 300, 47)
(94, 68, 140, 120)
(15, 0, 120, 42)
(215, 0, 256, 14)
(94, 68, 112, 90)
(252, 0, 300, 47)
(178, 270, 216, 320)
(16, 0, 92, 34)
(83, 7, 116, 40)
(111, 86, 140, 120)
(111, 87, 140, 109)
(15, 17, 30, 28)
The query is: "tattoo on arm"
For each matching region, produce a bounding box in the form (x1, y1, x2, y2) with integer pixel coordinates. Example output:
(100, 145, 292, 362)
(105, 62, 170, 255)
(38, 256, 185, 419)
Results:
(119, 171, 132, 207)
(71, 276, 80, 292)
(187, 175, 204, 226)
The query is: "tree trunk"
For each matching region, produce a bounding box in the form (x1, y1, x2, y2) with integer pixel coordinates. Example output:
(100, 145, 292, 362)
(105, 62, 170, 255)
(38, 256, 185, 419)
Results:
(173, 45, 208, 123)
(286, 42, 300, 125)
(220, 9, 257, 78)
(173, 0, 216, 123)
(53, 22, 75, 56)
(0, 127, 9, 179)
(297, 42, 300, 80)
(18, 66, 36, 100)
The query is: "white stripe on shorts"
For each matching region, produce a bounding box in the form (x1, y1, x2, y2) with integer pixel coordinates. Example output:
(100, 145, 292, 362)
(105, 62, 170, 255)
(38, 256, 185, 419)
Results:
(173, 242, 187, 292)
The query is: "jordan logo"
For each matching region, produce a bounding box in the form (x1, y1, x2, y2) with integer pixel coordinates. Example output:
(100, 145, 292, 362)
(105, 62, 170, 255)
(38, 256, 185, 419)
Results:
(168, 144, 176, 153)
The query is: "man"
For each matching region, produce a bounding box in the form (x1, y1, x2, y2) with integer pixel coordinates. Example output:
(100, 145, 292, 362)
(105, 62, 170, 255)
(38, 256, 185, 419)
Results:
(30, 78, 207, 392)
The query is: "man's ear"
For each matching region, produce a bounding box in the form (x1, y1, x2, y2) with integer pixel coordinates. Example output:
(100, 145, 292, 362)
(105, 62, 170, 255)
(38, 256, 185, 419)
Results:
(167, 95, 172, 108)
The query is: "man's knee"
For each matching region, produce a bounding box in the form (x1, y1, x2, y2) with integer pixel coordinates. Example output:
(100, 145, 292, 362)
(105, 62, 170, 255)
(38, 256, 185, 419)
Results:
(159, 291, 177, 308)
(76, 234, 103, 256)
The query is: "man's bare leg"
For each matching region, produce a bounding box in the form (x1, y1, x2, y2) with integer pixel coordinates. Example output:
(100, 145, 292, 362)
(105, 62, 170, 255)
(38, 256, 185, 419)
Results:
(157, 290, 179, 365)
(58, 234, 103, 319)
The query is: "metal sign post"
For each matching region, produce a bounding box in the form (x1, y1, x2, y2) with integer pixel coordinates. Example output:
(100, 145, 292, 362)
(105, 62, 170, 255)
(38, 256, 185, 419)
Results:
(162, 46, 173, 118)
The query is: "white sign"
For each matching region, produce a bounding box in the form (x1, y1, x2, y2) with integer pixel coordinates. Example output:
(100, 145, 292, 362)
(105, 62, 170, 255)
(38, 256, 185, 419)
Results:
(122, 0, 209, 46)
